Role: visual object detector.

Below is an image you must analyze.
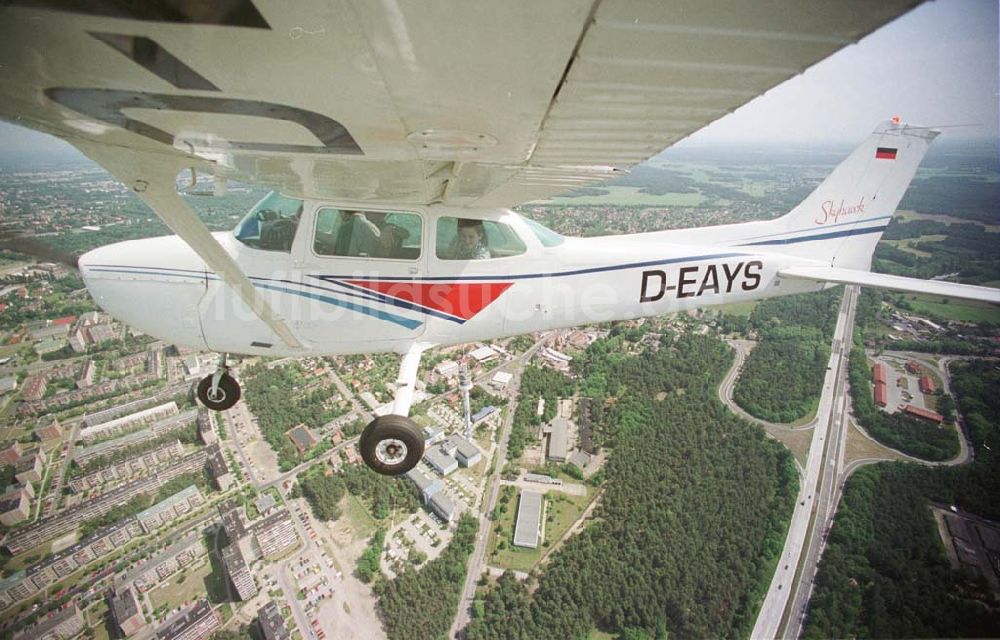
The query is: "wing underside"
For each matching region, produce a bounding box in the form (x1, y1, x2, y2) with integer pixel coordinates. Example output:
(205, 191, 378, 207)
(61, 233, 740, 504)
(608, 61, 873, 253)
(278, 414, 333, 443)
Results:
(0, 0, 922, 207)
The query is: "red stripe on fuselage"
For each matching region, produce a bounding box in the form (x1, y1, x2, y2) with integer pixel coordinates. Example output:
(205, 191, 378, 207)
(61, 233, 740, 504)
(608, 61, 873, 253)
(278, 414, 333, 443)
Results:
(343, 280, 513, 320)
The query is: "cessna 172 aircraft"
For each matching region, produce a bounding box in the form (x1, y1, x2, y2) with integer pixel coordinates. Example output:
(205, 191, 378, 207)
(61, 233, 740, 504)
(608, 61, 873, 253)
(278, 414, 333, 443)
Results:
(1, 0, 997, 475)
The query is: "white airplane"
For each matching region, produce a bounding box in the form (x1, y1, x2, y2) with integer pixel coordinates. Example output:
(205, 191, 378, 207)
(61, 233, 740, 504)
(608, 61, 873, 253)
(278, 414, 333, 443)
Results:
(1, 0, 997, 475)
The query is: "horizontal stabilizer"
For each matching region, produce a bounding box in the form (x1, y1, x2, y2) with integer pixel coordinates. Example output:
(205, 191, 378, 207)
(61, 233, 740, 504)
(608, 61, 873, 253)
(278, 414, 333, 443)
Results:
(779, 267, 1000, 304)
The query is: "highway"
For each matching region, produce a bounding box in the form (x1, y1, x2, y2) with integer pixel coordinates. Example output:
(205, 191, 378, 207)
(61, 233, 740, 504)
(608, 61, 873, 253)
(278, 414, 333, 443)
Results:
(751, 285, 858, 640)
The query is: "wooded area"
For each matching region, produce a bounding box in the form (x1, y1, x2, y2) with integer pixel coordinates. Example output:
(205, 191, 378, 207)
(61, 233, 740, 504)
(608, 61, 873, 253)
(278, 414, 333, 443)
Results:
(803, 359, 1000, 638)
(467, 334, 798, 638)
(376, 514, 478, 640)
(734, 290, 839, 423)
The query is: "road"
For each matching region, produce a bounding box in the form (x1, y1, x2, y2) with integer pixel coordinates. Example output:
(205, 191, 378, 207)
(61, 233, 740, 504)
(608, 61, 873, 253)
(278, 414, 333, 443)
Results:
(448, 336, 551, 639)
(751, 285, 858, 640)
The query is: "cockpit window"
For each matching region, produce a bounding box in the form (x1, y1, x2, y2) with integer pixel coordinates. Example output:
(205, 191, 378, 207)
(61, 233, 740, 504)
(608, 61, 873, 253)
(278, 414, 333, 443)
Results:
(233, 191, 303, 253)
(521, 216, 565, 247)
(436, 217, 527, 260)
(313, 208, 422, 260)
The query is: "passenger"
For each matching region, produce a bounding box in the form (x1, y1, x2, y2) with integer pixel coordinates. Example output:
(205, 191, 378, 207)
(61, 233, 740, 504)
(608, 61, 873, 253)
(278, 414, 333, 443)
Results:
(445, 219, 490, 260)
(335, 211, 408, 258)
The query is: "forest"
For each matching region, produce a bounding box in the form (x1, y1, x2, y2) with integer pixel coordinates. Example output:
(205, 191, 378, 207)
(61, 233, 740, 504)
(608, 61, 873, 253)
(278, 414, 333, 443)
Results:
(296, 463, 419, 522)
(733, 289, 840, 423)
(466, 333, 798, 639)
(241, 362, 346, 470)
(376, 514, 478, 640)
(803, 359, 1000, 638)
(874, 218, 1000, 286)
(846, 346, 959, 461)
(506, 366, 574, 459)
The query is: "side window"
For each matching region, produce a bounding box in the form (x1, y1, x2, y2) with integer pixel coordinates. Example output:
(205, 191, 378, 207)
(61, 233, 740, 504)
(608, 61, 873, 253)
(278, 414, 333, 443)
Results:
(233, 191, 303, 253)
(436, 217, 526, 260)
(313, 208, 422, 260)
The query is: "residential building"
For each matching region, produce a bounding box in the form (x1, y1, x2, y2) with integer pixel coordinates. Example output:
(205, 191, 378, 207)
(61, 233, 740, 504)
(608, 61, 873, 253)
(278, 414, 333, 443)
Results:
(251, 509, 298, 558)
(258, 600, 292, 640)
(76, 359, 96, 389)
(14, 452, 43, 484)
(221, 543, 257, 601)
(205, 444, 234, 491)
(79, 401, 179, 442)
(0, 441, 23, 465)
(21, 375, 46, 401)
(513, 491, 543, 548)
(111, 587, 147, 636)
(0, 376, 16, 394)
(13, 604, 85, 640)
(136, 485, 205, 533)
(156, 600, 220, 640)
(197, 408, 217, 445)
(35, 418, 62, 443)
(0, 488, 30, 525)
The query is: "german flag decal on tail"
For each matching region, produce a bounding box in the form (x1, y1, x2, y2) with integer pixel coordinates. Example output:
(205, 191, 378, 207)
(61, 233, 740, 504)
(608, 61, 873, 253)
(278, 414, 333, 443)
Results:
(875, 147, 897, 160)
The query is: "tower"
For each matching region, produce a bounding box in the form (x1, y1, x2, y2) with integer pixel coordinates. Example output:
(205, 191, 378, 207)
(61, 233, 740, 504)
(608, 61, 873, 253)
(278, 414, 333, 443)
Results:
(459, 361, 473, 440)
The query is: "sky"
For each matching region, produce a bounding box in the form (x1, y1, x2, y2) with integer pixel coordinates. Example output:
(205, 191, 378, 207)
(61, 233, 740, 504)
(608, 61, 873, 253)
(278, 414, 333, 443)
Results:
(0, 0, 996, 157)
(684, 0, 999, 145)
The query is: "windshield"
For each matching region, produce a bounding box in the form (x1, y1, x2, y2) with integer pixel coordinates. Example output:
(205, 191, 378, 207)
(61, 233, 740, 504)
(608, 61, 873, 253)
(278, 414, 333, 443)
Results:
(233, 191, 304, 252)
(521, 216, 565, 247)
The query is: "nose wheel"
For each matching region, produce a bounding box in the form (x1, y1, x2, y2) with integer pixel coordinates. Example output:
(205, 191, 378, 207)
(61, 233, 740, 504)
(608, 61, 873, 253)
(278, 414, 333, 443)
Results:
(360, 415, 424, 476)
(197, 371, 241, 411)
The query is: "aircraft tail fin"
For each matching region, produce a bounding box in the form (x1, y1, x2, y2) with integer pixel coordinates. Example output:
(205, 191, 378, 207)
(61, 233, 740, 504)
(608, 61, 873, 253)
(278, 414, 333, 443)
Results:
(740, 120, 938, 271)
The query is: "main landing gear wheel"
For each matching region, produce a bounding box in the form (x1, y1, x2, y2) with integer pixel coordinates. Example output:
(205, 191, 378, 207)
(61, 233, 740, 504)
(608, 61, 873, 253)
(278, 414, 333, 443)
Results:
(360, 415, 424, 476)
(197, 372, 241, 411)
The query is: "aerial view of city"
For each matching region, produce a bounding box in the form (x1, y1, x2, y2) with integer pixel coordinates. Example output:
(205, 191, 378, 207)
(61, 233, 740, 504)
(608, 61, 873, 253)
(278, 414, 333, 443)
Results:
(0, 128, 997, 640)
(0, 1, 998, 639)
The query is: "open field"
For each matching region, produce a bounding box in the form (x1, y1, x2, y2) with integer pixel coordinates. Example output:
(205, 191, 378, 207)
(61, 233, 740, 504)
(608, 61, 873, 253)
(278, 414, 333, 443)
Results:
(545, 186, 706, 207)
(896, 209, 1000, 232)
(149, 559, 213, 613)
(900, 293, 1000, 324)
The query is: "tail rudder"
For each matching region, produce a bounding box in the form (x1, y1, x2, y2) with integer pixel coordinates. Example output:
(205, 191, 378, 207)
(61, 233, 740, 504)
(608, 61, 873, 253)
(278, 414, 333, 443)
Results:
(744, 120, 938, 270)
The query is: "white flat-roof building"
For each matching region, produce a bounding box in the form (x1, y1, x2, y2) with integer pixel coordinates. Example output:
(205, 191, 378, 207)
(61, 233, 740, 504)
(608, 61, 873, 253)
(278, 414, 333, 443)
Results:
(490, 371, 513, 389)
(435, 360, 459, 377)
(547, 417, 569, 462)
(405, 468, 443, 502)
(469, 345, 498, 363)
(424, 447, 458, 476)
(513, 491, 543, 549)
(442, 434, 482, 467)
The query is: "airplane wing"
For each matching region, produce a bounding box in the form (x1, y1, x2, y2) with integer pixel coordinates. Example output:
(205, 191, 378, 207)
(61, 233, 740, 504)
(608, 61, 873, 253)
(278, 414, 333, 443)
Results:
(0, 0, 926, 348)
(778, 267, 1000, 304)
(0, 0, 923, 208)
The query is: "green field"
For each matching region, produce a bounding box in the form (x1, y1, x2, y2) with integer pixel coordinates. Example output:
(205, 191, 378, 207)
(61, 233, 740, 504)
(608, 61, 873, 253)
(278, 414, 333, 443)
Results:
(149, 559, 213, 613)
(546, 186, 706, 207)
(901, 293, 1000, 324)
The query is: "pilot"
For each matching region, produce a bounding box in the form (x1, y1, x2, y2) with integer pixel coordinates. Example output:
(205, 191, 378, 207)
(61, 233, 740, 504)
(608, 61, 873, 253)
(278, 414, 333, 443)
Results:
(445, 218, 490, 260)
(336, 211, 408, 258)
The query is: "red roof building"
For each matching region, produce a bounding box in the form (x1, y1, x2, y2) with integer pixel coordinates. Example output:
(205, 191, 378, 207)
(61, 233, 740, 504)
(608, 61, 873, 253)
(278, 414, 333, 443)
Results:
(872, 363, 887, 386)
(51, 316, 76, 326)
(902, 404, 943, 423)
(905, 361, 922, 374)
(874, 382, 887, 407)
(919, 376, 936, 394)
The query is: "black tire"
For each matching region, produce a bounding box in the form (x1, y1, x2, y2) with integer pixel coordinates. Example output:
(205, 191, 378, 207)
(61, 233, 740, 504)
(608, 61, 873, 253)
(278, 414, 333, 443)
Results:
(359, 415, 424, 476)
(197, 373, 241, 411)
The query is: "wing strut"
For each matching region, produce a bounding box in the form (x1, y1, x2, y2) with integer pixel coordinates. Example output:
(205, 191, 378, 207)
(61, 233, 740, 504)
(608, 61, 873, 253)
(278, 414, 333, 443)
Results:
(75, 142, 305, 350)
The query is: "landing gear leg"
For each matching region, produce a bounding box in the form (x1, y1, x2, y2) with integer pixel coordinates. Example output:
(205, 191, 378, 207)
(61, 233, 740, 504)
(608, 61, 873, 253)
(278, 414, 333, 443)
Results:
(197, 354, 241, 411)
(359, 343, 430, 476)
